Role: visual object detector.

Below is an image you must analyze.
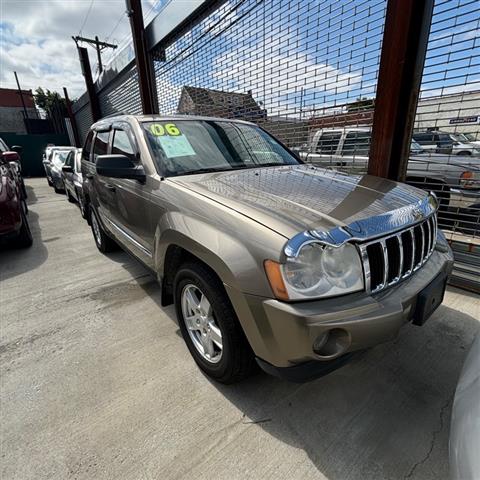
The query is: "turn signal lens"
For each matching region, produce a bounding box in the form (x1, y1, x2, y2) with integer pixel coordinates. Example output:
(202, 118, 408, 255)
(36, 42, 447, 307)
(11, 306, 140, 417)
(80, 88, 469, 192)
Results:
(264, 260, 289, 301)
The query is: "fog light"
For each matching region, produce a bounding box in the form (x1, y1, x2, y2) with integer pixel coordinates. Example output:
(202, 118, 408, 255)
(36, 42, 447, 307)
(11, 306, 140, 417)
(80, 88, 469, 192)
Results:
(313, 331, 330, 352)
(313, 328, 351, 358)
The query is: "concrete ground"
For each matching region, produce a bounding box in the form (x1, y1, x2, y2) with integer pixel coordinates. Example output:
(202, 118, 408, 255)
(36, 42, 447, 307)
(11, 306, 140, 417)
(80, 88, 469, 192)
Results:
(1, 178, 479, 480)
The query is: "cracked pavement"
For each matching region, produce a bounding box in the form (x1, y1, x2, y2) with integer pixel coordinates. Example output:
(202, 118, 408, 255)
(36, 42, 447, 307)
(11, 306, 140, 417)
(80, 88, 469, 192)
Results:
(1, 179, 479, 480)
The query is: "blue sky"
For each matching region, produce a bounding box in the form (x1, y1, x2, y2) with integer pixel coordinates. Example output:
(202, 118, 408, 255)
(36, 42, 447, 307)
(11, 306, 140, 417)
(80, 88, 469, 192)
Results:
(1, 0, 478, 117)
(152, 0, 479, 118)
(0, 0, 168, 96)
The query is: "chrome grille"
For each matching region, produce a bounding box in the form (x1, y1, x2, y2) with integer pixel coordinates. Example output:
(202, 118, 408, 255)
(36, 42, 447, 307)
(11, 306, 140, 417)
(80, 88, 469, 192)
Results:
(359, 214, 437, 294)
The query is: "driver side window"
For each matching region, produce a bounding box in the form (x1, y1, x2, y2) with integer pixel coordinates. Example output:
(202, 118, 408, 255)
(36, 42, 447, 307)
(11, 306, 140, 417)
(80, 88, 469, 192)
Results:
(112, 129, 135, 161)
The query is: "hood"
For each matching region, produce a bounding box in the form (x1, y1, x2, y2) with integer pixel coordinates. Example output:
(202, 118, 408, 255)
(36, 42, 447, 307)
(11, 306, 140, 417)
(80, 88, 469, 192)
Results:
(410, 154, 480, 170)
(169, 165, 427, 238)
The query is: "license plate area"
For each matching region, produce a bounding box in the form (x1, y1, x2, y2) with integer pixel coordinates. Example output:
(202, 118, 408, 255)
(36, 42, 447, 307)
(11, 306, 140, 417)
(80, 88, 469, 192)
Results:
(412, 273, 447, 326)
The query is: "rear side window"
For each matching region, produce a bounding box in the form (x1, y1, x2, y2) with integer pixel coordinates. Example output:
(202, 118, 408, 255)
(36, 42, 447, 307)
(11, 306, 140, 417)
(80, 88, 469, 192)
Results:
(64, 151, 74, 168)
(92, 131, 110, 163)
(112, 129, 135, 160)
(413, 133, 433, 144)
(316, 132, 341, 154)
(341, 131, 371, 156)
(82, 131, 93, 162)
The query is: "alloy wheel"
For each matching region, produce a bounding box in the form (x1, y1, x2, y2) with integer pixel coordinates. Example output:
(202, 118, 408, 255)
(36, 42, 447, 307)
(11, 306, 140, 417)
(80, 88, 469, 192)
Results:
(181, 284, 223, 363)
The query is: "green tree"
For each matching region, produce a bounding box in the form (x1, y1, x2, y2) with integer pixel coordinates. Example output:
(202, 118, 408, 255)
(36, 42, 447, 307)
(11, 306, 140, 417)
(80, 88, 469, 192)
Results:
(34, 87, 67, 117)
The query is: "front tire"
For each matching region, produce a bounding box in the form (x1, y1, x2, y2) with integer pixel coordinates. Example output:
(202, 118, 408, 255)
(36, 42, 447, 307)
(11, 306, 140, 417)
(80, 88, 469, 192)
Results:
(174, 262, 255, 384)
(90, 207, 117, 253)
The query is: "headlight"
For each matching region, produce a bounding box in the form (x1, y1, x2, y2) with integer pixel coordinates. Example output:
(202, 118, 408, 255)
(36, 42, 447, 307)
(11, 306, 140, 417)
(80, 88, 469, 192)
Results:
(265, 242, 364, 300)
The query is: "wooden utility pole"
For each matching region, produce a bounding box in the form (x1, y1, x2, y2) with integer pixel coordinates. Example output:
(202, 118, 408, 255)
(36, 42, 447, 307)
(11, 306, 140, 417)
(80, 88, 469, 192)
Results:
(368, 0, 434, 181)
(14, 71, 30, 133)
(73, 35, 117, 74)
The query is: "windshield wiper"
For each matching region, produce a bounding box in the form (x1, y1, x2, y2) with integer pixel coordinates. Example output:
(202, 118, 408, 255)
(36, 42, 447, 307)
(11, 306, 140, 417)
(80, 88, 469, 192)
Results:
(177, 167, 234, 176)
(176, 162, 289, 177)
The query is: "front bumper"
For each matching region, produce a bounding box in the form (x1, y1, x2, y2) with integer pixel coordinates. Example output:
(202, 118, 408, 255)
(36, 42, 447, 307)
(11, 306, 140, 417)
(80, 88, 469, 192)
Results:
(226, 245, 454, 382)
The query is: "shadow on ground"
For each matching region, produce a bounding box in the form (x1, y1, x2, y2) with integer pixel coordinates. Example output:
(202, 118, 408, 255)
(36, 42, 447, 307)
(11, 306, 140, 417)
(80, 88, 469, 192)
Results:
(206, 305, 479, 480)
(0, 208, 48, 281)
(97, 236, 478, 479)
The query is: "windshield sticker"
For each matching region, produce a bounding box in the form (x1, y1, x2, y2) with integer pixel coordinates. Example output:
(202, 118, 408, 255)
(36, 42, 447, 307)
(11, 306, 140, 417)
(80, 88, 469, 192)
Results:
(150, 123, 181, 136)
(157, 134, 196, 158)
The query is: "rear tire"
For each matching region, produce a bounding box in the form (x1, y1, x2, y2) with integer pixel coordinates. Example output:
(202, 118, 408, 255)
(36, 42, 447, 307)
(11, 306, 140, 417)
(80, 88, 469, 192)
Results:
(66, 188, 75, 203)
(15, 210, 33, 248)
(90, 207, 117, 253)
(77, 189, 87, 219)
(174, 262, 255, 384)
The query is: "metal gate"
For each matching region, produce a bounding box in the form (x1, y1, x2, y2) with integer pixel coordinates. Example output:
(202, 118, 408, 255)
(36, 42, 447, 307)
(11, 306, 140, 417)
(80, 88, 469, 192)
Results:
(72, 0, 480, 291)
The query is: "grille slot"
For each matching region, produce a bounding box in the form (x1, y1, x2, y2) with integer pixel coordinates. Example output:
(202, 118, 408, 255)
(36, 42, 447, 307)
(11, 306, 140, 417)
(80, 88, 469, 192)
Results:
(359, 214, 437, 293)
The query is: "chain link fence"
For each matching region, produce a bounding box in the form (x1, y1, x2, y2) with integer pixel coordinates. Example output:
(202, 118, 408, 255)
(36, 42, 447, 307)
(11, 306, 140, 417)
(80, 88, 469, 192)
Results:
(73, 0, 480, 291)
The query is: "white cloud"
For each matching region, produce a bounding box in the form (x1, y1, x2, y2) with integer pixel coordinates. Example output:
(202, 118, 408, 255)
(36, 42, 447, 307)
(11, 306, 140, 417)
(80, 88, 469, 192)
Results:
(420, 79, 480, 99)
(0, 0, 150, 97)
(212, 36, 363, 116)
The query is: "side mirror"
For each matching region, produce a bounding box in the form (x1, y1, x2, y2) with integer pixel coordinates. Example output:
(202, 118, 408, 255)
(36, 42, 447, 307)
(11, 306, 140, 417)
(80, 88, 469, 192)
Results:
(2, 151, 20, 162)
(62, 165, 73, 173)
(96, 154, 146, 182)
(11, 145, 23, 154)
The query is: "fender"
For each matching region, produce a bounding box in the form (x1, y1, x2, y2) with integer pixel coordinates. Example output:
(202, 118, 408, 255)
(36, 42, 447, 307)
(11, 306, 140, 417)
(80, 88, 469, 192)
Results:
(153, 211, 274, 297)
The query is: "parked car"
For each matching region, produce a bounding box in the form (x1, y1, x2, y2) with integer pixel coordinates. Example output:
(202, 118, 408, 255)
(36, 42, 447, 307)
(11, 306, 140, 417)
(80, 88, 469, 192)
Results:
(450, 333, 480, 480)
(0, 137, 27, 200)
(81, 115, 453, 383)
(61, 148, 87, 217)
(297, 127, 480, 235)
(459, 132, 480, 147)
(46, 149, 75, 193)
(413, 130, 480, 156)
(0, 152, 32, 248)
(43, 146, 76, 189)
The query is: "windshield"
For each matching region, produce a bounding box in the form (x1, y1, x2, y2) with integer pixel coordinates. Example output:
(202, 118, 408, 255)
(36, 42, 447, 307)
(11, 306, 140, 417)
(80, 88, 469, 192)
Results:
(464, 133, 477, 142)
(142, 120, 299, 176)
(52, 151, 70, 169)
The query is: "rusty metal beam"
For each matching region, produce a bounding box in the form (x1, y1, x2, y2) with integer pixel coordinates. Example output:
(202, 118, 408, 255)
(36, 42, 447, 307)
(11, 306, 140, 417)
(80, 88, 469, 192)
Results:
(63, 87, 81, 147)
(368, 0, 434, 181)
(126, 0, 159, 115)
(75, 45, 102, 122)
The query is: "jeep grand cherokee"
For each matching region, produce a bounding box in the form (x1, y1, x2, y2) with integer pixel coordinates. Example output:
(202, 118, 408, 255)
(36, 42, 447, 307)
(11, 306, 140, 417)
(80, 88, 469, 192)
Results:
(81, 115, 453, 383)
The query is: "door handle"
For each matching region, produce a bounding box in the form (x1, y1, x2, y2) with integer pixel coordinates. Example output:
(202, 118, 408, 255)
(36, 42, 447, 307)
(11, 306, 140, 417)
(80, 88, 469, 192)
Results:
(105, 184, 116, 192)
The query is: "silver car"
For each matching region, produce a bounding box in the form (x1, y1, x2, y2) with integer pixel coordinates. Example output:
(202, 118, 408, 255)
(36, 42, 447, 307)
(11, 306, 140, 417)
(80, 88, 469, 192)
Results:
(43, 146, 76, 191)
(61, 149, 87, 218)
(450, 333, 480, 479)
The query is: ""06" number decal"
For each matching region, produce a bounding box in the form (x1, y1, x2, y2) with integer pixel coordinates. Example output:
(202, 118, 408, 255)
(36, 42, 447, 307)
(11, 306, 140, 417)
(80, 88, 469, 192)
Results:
(150, 123, 181, 136)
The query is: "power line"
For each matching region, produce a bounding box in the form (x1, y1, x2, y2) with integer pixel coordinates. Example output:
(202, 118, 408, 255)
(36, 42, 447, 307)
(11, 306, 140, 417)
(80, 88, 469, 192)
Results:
(105, 10, 127, 43)
(78, 0, 95, 36)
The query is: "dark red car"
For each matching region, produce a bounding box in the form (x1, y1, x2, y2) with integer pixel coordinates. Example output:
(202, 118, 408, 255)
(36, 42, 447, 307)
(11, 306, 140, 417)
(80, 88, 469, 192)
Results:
(0, 150, 32, 248)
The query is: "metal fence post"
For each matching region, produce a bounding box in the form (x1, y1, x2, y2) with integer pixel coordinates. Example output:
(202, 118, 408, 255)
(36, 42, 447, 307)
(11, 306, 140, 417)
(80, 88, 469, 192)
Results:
(368, 0, 434, 181)
(63, 87, 81, 147)
(76, 45, 102, 122)
(126, 0, 159, 115)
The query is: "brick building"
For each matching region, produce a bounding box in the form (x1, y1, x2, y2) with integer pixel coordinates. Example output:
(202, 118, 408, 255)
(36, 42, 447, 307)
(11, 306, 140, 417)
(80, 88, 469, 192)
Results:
(0, 88, 39, 133)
